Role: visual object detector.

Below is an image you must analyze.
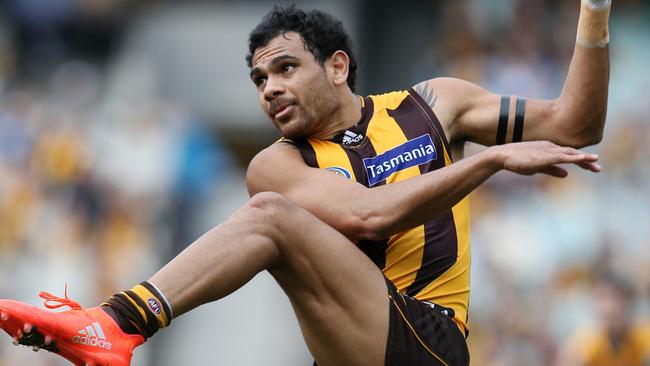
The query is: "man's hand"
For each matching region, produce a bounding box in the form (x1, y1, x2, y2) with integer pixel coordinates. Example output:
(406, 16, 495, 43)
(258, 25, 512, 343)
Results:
(489, 141, 601, 178)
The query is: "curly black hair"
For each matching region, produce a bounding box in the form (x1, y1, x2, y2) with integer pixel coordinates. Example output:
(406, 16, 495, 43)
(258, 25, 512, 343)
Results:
(246, 5, 358, 92)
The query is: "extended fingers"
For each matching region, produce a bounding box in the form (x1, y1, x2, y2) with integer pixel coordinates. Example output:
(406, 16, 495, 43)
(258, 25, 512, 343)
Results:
(549, 151, 601, 173)
(555, 146, 599, 160)
(553, 150, 599, 163)
(540, 165, 569, 178)
(542, 147, 601, 175)
(576, 161, 602, 172)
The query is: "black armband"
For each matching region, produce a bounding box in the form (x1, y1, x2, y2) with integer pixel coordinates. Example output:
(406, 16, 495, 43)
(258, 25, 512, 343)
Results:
(512, 98, 526, 143)
(496, 96, 510, 145)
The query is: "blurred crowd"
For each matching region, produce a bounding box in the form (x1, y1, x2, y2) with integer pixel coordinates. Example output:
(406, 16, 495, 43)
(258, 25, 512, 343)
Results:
(420, 1, 650, 365)
(0, 1, 236, 364)
(0, 0, 649, 365)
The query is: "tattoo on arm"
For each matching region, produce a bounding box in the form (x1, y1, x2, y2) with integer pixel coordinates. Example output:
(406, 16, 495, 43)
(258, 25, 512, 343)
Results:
(413, 81, 438, 109)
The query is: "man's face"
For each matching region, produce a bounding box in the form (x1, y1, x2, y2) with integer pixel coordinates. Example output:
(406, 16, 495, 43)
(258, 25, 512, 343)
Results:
(250, 32, 339, 139)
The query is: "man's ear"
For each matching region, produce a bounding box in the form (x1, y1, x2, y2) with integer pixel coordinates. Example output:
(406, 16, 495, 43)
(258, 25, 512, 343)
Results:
(327, 50, 350, 87)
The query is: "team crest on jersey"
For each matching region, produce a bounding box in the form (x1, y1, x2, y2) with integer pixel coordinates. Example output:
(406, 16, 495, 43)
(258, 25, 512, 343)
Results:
(363, 134, 437, 186)
(325, 167, 352, 179)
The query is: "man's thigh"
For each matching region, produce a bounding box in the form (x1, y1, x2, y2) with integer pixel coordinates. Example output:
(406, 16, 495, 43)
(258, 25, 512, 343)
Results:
(263, 195, 389, 366)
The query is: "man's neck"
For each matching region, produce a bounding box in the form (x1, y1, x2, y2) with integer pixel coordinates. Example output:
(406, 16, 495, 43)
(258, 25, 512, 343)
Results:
(310, 90, 362, 140)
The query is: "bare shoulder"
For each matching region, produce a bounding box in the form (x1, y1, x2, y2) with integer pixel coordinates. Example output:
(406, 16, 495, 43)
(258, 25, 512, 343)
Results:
(250, 140, 307, 172)
(412, 78, 475, 138)
(414, 78, 487, 102)
(246, 141, 306, 196)
(412, 79, 438, 109)
(413, 78, 479, 118)
(413, 78, 497, 142)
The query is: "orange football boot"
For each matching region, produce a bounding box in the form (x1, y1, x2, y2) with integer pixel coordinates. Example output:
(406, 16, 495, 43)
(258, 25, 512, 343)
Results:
(0, 288, 144, 366)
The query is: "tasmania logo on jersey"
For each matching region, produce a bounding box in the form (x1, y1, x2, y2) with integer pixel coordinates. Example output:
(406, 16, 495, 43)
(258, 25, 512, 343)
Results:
(363, 134, 437, 186)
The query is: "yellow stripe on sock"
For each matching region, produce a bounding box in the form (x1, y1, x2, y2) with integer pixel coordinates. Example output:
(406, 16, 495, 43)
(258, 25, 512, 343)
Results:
(131, 285, 170, 328)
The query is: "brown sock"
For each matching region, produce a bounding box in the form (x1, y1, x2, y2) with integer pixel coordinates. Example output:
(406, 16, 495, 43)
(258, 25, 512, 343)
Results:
(100, 281, 173, 340)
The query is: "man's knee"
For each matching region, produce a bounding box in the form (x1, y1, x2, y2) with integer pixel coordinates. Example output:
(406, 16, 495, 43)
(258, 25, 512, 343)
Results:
(245, 192, 324, 257)
(242, 192, 295, 239)
(248, 191, 293, 211)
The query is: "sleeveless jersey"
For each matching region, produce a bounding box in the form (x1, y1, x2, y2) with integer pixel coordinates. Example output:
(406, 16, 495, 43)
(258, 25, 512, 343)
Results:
(290, 89, 471, 333)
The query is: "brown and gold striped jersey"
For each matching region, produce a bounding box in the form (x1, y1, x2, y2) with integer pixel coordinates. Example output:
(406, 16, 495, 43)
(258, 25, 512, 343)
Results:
(287, 89, 471, 333)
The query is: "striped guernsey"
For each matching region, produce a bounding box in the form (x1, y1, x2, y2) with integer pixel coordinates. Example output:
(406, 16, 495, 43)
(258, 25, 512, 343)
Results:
(283, 89, 471, 334)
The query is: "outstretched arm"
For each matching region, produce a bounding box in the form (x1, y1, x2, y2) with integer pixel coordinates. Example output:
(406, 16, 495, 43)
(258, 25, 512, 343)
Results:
(417, 0, 611, 148)
(247, 141, 600, 243)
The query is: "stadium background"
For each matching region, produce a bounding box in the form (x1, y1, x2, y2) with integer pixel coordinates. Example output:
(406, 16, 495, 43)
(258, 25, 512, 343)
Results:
(0, 0, 648, 365)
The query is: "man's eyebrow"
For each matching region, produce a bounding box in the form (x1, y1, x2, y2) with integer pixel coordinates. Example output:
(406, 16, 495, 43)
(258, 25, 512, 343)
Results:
(250, 55, 299, 79)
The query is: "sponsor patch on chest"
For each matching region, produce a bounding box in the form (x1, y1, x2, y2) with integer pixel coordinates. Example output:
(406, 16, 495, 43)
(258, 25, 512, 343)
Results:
(363, 134, 437, 186)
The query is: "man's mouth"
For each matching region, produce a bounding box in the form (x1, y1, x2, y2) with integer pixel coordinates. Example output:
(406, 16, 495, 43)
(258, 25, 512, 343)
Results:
(272, 103, 294, 120)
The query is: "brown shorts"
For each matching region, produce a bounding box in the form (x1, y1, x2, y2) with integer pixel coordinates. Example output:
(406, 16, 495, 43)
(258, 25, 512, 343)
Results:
(384, 278, 469, 366)
(313, 278, 469, 366)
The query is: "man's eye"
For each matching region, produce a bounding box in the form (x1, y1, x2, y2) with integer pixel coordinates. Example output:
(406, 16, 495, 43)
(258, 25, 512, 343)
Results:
(254, 77, 267, 86)
(281, 64, 295, 73)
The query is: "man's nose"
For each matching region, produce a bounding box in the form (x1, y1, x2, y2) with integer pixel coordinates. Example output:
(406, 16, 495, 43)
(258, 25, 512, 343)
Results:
(264, 76, 285, 102)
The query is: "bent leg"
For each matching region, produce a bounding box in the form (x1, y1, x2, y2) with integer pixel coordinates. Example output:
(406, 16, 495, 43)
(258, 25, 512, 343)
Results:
(149, 192, 389, 366)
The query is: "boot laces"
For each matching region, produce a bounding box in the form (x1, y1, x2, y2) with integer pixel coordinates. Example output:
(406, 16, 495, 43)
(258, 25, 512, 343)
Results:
(38, 285, 83, 310)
